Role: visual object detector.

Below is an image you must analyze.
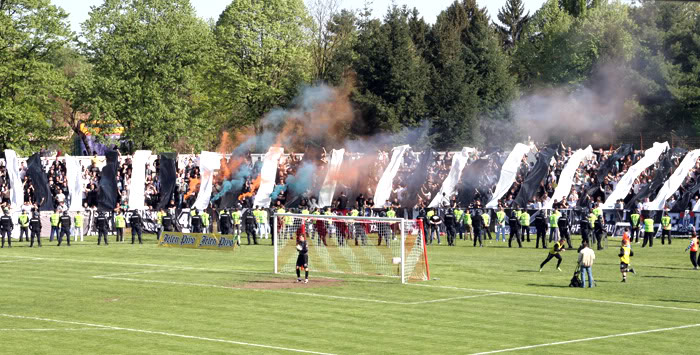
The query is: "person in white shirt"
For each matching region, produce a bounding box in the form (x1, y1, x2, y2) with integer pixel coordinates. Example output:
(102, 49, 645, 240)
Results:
(578, 241, 596, 288)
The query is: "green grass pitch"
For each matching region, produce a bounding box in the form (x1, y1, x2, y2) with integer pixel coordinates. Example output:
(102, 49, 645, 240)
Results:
(1, 234, 698, 354)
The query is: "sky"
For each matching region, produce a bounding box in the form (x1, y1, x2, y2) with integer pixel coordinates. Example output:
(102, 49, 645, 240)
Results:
(54, 0, 548, 34)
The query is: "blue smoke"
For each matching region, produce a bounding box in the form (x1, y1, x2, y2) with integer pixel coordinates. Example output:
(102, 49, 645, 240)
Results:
(211, 164, 253, 201)
(286, 162, 315, 195)
(270, 184, 287, 201)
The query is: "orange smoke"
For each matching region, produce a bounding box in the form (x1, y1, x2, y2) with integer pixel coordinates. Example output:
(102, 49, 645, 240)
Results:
(184, 177, 200, 200)
(238, 175, 262, 201)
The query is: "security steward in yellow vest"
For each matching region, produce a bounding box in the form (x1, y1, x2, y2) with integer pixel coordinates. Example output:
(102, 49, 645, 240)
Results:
(115, 212, 126, 242)
(619, 240, 636, 282)
(519, 209, 531, 242)
(629, 209, 641, 243)
(539, 239, 566, 271)
(49, 209, 60, 242)
(642, 214, 655, 248)
(18, 210, 30, 242)
(660, 212, 672, 245)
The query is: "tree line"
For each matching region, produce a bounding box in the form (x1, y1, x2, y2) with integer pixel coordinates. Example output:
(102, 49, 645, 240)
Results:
(1, 0, 699, 155)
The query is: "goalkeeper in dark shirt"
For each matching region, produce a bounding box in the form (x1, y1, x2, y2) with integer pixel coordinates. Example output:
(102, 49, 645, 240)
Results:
(296, 235, 309, 283)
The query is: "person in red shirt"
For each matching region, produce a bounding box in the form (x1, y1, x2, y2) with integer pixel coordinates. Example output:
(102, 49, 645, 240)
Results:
(621, 227, 631, 246)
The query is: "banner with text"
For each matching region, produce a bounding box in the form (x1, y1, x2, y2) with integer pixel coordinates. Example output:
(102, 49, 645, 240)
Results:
(158, 231, 237, 251)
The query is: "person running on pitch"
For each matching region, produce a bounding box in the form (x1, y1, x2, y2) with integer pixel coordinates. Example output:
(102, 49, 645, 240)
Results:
(685, 227, 698, 270)
(539, 238, 566, 272)
(296, 235, 309, 284)
(619, 239, 637, 282)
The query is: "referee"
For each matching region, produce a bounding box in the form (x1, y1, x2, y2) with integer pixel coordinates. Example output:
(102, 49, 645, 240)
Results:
(296, 235, 309, 283)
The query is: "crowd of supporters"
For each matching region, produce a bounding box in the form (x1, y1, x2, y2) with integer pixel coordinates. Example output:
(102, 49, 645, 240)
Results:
(2, 142, 700, 215)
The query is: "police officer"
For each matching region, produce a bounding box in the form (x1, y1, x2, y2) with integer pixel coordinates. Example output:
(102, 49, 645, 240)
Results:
(114, 210, 126, 242)
(96, 212, 109, 245)
(219, 209, 232, 235)
(162, 210, 174, 232)
(130, 210, 143, 244)
(190, 210, 203, 233)
(444, 208, 457, 246)
(580, 209, 590, 244)
(57, 211, 72, 246)
(508, 210, 522, 248)
(594, 213, 605, 250)
(244, 208, 258, 245)
(29, 212, 42, 247)
(18, 210, 30, 242)
(0, 209, 13, 248)
(535, 210, 547, 249)
(558, 210, 573, 249)
(472, 210, 484, 247)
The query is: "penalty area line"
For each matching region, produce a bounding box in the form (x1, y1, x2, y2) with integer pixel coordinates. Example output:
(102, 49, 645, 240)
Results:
(470, 323, 700, 354)
(0, 313, 337, 355)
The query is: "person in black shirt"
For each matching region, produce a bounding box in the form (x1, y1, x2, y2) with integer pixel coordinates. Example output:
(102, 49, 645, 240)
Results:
(508, 211, 522, 248)
(472, 210, 484, 247)
(336, 191, 348, 210)
(0, 209, 13, 248)
(219, 209, 232, 235)
(444, 209, 456, 246)
(244, 208, 258, 245)
(356, 193, 366, 213)
(558, 211, 573, 249)
(428, 209, 442, 245)
(535, 210, 547, 249)
(579, 209, 590, 244)
(29, 212, 42, 247)
(95, 212, 108, 245)
(296, 235, 309, 283)
(594, 215, 605, 250)
(162, 212, 174, 232)
(130, 211, 143, 244)
(57, 211, 71, 246)
(190, 210, 203, 233)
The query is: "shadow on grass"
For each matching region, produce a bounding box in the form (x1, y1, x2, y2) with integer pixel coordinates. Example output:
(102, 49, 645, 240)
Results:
(658, 299, 700, 305)
(641, 275, 684, 279)
(517, 270, 540, 273)
(526, 283, 569, 288)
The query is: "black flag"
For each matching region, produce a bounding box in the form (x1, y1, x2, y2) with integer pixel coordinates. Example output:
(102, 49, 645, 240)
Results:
(97, 150, 119, 211)
(597, 144, 633, 182)
(514, 147, 556, 208)
(157, 153, 177, 210)
(26, 154, 54, 211)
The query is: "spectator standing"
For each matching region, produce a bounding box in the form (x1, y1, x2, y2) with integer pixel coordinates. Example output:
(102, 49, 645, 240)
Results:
(578, 241, 596, 288)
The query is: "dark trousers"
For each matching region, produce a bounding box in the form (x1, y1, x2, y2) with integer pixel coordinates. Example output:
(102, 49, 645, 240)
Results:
(642, 231, 654, 247)
(30, 230, 41, 247)
(561, 230, 573, 249)
(131, 228, 142, 244)
(540, 253, 562, 269)
(57, 228, 71, 246)
(49, 226, 59, 241)
(0, 230, 10, 247)
(19, 227, 29, 241)
(691, 251, 698, 268)
(536, 228, 547, 249)
(473, 229, 483, 247)
(581, 229, 589, 244)
(446, 225, 456, 246)
(116, 228, 124, 242)
(246, 224, 257, 244)
(98, 229, 108, 245)
(594, 231, 604, 250)
(484, 227, 492, 240)
(521, 226, 530, 242)
(661, 230, 672, 245)
(631, 227, 640, 243)
(509, 228, 522, 248)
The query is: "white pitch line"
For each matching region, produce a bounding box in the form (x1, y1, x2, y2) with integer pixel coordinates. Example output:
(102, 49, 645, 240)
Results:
(0, 313, 336, 355)
(410, 283, 700, 313)
(471, 323, 700, 354)
(406, 292, 508, 305)
(0, 328, 113, 331)
(92, 269, 172, 279)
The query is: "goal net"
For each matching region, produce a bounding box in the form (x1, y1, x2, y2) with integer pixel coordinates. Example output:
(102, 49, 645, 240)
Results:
(274, 213, 430, 283)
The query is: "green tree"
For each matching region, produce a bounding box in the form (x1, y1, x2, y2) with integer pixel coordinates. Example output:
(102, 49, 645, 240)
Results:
(81, 0, 216, 153)
(352, 5, 431, 134)
(429, 0, 516, 149)
(494, 0, 530, 51)
(213, 0, 312, 132)
(0, 0, 72, 154)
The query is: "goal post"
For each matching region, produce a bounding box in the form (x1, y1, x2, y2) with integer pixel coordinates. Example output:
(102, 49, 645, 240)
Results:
(274, 213, 430, 283)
